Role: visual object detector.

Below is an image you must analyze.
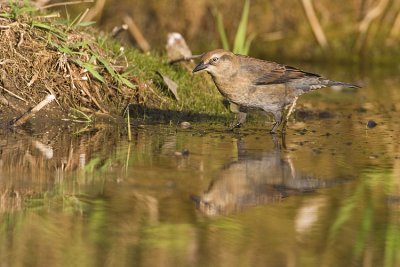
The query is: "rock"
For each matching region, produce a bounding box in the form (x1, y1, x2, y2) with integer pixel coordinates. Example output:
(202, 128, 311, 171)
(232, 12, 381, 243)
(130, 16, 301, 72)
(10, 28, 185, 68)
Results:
(367, 120, 377, 128)
(174, 149, 189, 156)
(180, 121, 192, 129)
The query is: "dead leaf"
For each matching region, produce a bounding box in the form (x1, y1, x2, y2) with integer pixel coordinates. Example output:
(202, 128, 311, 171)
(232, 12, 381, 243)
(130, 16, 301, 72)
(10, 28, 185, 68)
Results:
(156, 71, 179, 101)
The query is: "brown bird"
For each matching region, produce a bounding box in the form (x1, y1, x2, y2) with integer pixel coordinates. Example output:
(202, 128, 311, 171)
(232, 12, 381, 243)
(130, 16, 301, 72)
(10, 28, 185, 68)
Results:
(192, 49, 359, 133)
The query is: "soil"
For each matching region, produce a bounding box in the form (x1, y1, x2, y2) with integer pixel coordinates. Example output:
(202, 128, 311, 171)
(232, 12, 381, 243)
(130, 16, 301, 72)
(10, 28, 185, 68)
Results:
(0, 3, 139, 127)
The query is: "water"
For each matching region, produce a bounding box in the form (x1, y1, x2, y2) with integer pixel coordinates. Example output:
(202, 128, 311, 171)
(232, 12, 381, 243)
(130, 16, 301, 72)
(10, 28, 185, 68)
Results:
(1, 70, 400, 267)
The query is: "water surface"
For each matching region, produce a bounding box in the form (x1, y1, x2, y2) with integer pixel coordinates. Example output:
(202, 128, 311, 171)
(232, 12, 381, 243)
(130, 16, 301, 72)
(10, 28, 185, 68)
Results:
(0, 70, 400, 267)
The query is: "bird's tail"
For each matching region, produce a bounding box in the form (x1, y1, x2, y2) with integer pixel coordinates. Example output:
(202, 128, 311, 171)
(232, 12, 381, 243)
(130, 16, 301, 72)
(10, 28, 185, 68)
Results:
(326, 80, 360, 89)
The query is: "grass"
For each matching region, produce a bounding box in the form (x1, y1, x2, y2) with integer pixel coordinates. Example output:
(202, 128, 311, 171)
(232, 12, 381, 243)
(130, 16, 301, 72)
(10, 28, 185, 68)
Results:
(0, 1, 232, 125)
(118, 47, 230, 122)
(215, 0, 255, 55)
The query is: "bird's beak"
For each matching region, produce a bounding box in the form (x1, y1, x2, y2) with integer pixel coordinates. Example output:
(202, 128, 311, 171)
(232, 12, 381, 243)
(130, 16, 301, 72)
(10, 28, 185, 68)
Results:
(190, 195, 202, 205)
(192, 61, 209, 73)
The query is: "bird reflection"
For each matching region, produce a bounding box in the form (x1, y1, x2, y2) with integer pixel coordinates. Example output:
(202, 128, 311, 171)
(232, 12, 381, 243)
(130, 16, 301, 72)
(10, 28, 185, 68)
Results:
(192, 136, 343, 216)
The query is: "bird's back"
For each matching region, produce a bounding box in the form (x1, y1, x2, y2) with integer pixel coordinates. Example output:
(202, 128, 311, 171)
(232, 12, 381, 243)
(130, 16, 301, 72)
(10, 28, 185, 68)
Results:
(237, 55, 359, 92)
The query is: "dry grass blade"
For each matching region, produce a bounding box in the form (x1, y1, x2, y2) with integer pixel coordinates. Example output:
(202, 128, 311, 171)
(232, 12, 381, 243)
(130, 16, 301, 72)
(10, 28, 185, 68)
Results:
(39, 0, 94, 10)
(0, 85, 27, 103)
(356, 0, 389, 51)
(168, 55, 201, 64)
(123, 15, 150, 52)
(300, 0, 329, 50)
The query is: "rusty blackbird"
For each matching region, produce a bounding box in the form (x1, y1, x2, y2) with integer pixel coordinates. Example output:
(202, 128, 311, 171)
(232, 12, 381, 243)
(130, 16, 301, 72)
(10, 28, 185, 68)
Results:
(193, 49, 359, 133)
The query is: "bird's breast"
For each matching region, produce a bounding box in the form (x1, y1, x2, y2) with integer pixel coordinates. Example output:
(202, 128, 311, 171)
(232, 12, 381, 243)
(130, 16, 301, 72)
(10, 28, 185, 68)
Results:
(212, 76, 245, 102)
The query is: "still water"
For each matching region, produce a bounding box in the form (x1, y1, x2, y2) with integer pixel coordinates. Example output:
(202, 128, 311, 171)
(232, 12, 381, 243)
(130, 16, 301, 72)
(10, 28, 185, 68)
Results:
(1, 70, 400, 267)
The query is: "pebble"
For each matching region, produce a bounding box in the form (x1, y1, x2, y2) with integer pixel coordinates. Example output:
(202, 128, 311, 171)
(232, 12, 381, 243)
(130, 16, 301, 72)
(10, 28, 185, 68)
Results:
(180, 121, 192, 129)
(367, 120, 377, 128)
(174, 149, 190, 156)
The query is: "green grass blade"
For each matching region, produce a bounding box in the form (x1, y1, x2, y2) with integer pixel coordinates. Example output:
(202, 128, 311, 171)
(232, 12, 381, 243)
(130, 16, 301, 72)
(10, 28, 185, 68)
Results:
(32, 21, 67, 40)
(68, 11, 83, 28)
(216, 12, 230, 50)
(243, 32, 256, 55)
(83, 63, 105, 83)
(72, 59, 105, 83)
(0, 13, 12, 18)
(233, 0, 250, 54)
(117, 75, 136, 89)
(96, 55, 116, 77)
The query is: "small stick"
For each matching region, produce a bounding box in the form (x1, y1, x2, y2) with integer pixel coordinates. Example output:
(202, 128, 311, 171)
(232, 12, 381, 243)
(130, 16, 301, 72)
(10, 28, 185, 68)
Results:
(168, 55, 201, 64)
(123, 15, 150, 52)
(10, 94, 55, 127)
(356, 0, 389, 51)
(0, 95, 9, 106)
(35, 13, 61, 19)
(84, 0, 106, 22)
(300, 0, 329, 50)
(0, 85, 27, 103)
(39, 0, 94, 10)
(17, 32, 24, 48)
(111, 24, 128, 38)
(76, 8, 90, 25)
(387, 9, 400, 42)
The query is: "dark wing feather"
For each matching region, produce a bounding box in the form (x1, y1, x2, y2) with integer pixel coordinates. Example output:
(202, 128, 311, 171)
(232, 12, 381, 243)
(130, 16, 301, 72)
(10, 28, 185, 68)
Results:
(253, 65, 320, 86)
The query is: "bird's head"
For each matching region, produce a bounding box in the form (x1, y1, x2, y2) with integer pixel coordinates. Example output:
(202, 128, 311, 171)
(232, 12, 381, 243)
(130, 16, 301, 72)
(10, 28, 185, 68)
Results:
(192, 49, 237, 77)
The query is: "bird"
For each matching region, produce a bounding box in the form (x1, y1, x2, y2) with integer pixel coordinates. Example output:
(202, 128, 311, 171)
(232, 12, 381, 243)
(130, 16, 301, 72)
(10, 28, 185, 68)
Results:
(192, 49, 360, 133)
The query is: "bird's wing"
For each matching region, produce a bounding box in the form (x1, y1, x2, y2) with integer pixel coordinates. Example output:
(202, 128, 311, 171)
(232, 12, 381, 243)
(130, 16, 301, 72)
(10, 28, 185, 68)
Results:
(237, 56, 320, 86)
(252, 64, 321, 86)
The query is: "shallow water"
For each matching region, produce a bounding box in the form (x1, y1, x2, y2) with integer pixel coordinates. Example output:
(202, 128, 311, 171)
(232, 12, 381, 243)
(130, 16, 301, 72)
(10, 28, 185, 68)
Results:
(1, 70, 400, 267)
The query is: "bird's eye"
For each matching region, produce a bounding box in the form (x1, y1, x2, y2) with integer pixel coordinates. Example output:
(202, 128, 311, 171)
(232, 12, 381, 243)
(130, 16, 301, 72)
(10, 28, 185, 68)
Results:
(210, 57, 219, 63)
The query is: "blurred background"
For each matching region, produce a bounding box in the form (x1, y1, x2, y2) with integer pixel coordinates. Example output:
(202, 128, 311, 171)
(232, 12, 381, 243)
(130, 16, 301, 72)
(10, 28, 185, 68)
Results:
(39, 0, 400, 63)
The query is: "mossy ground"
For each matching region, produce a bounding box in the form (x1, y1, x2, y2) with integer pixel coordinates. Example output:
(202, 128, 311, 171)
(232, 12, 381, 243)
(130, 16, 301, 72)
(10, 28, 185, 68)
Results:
(0, 3, 231, 128)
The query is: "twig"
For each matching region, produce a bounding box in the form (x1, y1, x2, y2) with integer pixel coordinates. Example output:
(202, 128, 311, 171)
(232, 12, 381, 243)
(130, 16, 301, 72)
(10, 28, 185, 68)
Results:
(39, 0, 94, 10)
(44, 85, 63, 110)
(75, 80, 108, 113)
(111, 24, 128, 38)
(27, 72, 39, 87)
(35, 13, 61, 19)
(33, 0, 51, 8)
(77, 8, 90, 25)
(10, 94, 55, 127)
(356, 0, 389, 51)
(168, 55, 201, 64)
(0, 85, 27, 103)
(17, 32, 24, 47)
(300, 0, 329, 50)
(387, 10, 400, 43)
(123, 15, 151, 52)
(126, 105, 132, 142)
(0, 95, 9, 106)
(84, 0, 106, 22)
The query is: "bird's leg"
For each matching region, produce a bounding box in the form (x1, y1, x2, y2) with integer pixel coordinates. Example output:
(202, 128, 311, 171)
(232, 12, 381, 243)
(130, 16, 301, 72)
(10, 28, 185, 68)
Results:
(270, 111, 283, 134)
(281, 96, 298, 133)
(228, 102, 247, 130)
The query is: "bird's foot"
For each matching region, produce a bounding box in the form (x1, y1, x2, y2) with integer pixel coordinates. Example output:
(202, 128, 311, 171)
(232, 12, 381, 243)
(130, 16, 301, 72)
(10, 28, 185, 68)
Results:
(227, 122, 241, 131)
(270, 122, 279, 134)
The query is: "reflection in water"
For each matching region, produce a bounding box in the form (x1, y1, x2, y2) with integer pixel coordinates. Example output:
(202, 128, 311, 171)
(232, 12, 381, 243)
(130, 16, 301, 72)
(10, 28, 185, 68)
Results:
(0, 68, 400, 267)
(0, 127, 125, 213)
(193, 136, 348, 216)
